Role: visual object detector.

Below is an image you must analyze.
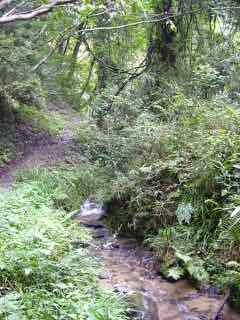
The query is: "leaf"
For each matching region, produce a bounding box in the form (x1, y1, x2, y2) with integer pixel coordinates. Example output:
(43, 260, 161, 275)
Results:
(55, 283, 69, 290)
(167, 266, 185, 280)
(186, 260, 209, 282)
(24, 268, 32, 276)
(231, 206, 240, 217)
(176, 203, 194, 224)
(226, 261, 240, 270)
(0, 261, 7, 270)
(139, 166, 152, 174)
(167, 20, 177, 32)
(175, 251, 192, 264)
(221, 189, 228, 196)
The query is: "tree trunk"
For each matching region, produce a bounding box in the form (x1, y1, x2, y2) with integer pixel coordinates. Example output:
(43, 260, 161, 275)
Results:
(149, 0, 177, 72)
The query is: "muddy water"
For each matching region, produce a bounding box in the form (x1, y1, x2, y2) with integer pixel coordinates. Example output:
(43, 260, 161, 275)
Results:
(76, 201, 239, 320)
(88, 225, 239, 320)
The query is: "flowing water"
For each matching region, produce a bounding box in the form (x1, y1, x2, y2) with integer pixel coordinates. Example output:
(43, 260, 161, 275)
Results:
(76, 201, 240, 320)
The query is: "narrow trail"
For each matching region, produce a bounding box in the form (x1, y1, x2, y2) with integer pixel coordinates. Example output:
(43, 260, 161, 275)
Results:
(0, 104, 81, 191)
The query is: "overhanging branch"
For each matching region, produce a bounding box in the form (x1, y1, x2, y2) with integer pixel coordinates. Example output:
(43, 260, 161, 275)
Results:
(0, 0, 79, 24)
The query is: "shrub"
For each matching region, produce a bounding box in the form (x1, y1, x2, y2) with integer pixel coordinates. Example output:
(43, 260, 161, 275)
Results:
(7, 78, 46, 109)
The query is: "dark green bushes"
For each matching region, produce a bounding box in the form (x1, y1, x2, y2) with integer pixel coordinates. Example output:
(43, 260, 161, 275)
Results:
(7, 78, 46, 109)
(0, 89, 17, 166)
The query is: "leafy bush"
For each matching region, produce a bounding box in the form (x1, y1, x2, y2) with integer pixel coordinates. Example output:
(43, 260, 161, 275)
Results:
(7, 78, 46, 109)
(16, 165, 112, 211)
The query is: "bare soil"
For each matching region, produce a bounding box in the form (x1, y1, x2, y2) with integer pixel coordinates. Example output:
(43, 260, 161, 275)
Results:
(0, 104, 81, 191)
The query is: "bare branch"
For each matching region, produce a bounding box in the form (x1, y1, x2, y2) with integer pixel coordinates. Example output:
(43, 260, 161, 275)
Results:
(79, 58, 95, 98)
(0, 0, 79, 24)
(83, 37, 146, 75)
(32, 46, 56, 72)
(3, 0, 27, 17)
(75, 6, 240, 34)
(32, 29, 71, 71)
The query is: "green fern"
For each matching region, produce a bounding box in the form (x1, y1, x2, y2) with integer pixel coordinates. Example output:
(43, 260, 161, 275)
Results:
(167, 266, 185, 280)
(176, 203, 194, 224)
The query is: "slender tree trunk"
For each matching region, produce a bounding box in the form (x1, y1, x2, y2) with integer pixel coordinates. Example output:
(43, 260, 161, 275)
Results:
(67, 35, 83, 81)
(149, 0, 177, 72)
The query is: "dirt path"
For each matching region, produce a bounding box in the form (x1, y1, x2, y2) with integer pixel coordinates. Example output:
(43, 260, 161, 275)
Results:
(0, 104, 81, 191)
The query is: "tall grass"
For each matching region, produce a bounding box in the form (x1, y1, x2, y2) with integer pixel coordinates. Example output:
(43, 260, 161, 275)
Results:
(0, 168, 128, 320)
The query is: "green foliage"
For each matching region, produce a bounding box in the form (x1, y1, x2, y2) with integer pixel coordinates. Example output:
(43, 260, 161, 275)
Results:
(167, 266, 185, 281)
(0, 168, 129, 320)
(0, 89, 17, 166)
(76, 71, 240, 306)
(7, 79, 46, 109)
(185, 258, 209, 283)
(145, 228, 209, 283)
(15, 104, 65, 136)
(16, 165, 111, 212)
(3, 0, 240, 313)
(176, 203, 194, 224)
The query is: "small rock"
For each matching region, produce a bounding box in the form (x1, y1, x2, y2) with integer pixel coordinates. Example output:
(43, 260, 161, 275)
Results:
(93, 229, 110, 239)
(126, 291, 144, 306)
(119, 239, 138, 249)
(114, 284, 132, 295)
(103, 241, 120, 250)
(99, 272, 111, 280)
(75, 200, 105, 224)
(71, 239, 90, 248)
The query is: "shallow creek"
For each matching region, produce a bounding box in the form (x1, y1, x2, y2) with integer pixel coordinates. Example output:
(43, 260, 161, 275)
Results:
(77, 201, 240, 320)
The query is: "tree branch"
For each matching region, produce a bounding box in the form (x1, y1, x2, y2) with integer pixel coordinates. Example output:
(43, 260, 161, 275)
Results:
(79, 58, 95, 99)
(83, 37, 147, 75)
(0, 0, 79, 24)
(3, 0, 27, 17)
(32, 46, 56, 72)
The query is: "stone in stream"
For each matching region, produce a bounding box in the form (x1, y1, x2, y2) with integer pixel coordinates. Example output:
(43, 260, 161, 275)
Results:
(114, 284, 133, 295)
(74, 199, 105, 224)
(71, 238, 90, 248)
(98, 271, 111, 280)
(102, 241, 120, 250)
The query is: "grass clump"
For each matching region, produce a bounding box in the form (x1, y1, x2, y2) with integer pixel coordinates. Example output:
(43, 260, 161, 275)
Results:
(0, 168, 129, 320)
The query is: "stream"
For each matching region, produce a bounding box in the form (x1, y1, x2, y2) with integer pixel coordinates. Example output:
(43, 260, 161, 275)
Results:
(77, 200, 240, 320)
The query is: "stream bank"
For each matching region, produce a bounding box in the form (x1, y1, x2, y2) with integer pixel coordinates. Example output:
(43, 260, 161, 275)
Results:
(76, 201, 240, 320)
(1, 102, 239, 320)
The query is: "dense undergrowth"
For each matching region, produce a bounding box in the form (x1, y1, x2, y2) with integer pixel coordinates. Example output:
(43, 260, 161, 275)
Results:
(74, 78, 240, 309)
(0, 168, 129, 320)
